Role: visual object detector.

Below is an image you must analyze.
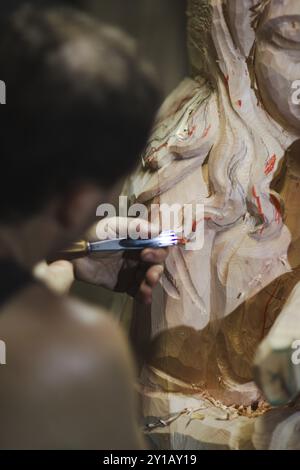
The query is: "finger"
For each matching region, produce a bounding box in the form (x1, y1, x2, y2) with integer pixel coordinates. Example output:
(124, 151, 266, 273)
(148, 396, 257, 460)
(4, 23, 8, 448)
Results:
(49, 260, 74, 274)
(47, 260, 75, 293)
(34, 260, 74, 295)
(145, 265, 164, 288)
(136, 280, 153, 305)
(141, 247, 169, 264)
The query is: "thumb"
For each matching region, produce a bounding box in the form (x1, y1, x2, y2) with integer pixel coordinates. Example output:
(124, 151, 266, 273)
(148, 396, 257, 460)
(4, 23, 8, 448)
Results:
(34, 260, 75, 295)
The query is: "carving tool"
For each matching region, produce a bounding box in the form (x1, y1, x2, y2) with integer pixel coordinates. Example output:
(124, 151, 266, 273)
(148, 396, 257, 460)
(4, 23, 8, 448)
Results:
(55, 230, 179, 260)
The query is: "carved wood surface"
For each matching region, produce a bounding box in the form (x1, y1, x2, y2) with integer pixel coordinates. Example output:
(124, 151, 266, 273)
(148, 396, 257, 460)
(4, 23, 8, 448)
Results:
(125, 0, 300, 449)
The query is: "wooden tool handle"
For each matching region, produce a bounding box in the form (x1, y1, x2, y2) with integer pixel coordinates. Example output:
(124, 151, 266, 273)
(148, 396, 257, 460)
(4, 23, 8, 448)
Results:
(49, 240, 89, 262)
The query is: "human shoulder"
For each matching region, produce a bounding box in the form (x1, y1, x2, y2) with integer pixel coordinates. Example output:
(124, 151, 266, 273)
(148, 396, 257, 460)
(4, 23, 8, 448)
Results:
(0, 282, 132, 376)
(0, 284, 141, 449)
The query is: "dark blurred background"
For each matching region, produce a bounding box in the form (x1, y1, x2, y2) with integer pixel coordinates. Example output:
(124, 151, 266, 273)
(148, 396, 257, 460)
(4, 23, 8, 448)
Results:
(0, 0, 188, 96)
(0, 0, 188, 309)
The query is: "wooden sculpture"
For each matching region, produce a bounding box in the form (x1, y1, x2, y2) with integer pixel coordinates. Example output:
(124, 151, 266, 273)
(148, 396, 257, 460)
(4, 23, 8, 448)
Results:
(125, 0, 300, 449)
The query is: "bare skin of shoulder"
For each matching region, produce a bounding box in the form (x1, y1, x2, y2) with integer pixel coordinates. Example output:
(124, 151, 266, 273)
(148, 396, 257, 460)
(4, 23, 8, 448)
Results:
(0, 282, 143, 450)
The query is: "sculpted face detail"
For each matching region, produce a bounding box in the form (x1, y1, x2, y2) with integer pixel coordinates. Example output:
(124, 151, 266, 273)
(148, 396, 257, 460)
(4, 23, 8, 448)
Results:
(226, 0, 300, 132)
(254, 0, 300, 131)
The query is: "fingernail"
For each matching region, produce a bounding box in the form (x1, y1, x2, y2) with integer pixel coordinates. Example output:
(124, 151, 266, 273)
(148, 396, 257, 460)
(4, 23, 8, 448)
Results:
(149, 266, 164, 286)
(156, 265, 164, 277)
(151, 272, 160, 284)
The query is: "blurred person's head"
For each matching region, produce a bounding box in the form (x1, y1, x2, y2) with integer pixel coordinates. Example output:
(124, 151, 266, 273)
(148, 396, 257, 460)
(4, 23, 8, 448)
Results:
(0, 4, 160, 265)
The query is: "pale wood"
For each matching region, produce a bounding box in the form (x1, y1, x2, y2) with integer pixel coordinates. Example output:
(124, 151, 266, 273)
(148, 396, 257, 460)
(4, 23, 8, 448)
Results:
(125, 0, 300, 449)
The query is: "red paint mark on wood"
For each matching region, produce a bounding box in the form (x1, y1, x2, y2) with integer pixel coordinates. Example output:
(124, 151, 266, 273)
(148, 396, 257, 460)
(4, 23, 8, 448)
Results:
(201, 124, 211, 139)
(188, 125, 196, 137)
(252, 186, 264, 217)
(146, 142, 168, 160)
(264, 154, 276, 176)
(270, 193, 281, 223)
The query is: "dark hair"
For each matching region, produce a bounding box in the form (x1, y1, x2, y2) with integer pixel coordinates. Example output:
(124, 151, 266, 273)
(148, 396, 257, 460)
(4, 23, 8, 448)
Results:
(0, 4, 160, 220)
